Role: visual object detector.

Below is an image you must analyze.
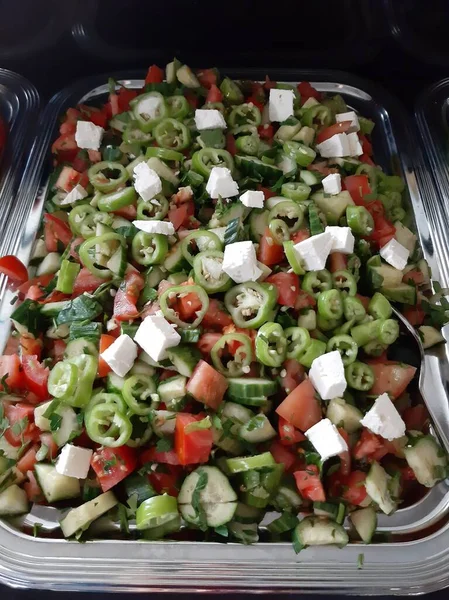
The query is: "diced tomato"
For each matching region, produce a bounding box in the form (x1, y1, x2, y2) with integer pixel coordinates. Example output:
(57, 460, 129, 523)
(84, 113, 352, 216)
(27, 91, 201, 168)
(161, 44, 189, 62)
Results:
(226, 133, 237, 156)
(258, 124, 274, 140)
(112, 204, 137, 220)
(175, 413, 213, 465)
(113, 271, 144, 321)
(51, 133, 78, 162)
(353, 429, 388, 461)
(55, 166, 88, 193)
(316, 121, 352, 145)
(297, 81, 322, 103)
(71, 152, 90, 173)
(0, 255, 29, 287)
(73, 268, 105, 296)
(39, 432, 59, 460)
(107, 92, 120, 117)
(307, 161, 338, 177)
(19, 336, 42, 360)
(201, 299, 233, 330)
(355, 294, 370, 310)
(3, 337, 19, 356)
(257, 185, 277, 200)
(98, 334, 115, 378)
(294, 290, 316, 312)
(197, 333, 222, 356)
(344, 175, 371, 206)
(186, 360, 228, 410)
(0, 354, 22, 390)
(50, 339, 67, 363)
(263, 76, 276, 90)
(222, 325, 256, 354)
(205, 84, 222, 103)
(359, 153, 375, 166)
(270, 440, 297, 471)
(294, 465, 325, 502)
(69, 236, 84, 263)
(196, 68, 218, 89)
(17, 445, 38, 474)
(79, 104, 108, 129)
(403, 269, 424, 286)
(185, 91, 199, 109)
(17, 273, 53, 297)
(403, 404, 428, 431)
(3, 402, 37, 447)
(87, 149, 102, 163)
(328, 252, 347, 273)
(140, 446, 180, 466)
(21, 355, 49, 400)
(168, 203, 191, 230)
(258, 227, 284, 266)
(358, 132, 373, 156)
(367, 362, 416, 399)
(402, 305, 425, 326)
(365, 201, 396, 246)
(91, 446, 137, 492)
(148, 465, 182, 497)
(291, 228, 310, 244)
(177, 292, 203, 322)
(278, 417, 306, 446)
(276, 378, 322, 432)
(39, 290, 69, 306)
(265, 273, 299, 307)
(24, 471, 44, 504)
(328, 469, 367, 506)
(117, 87, 138, 113)
(279, 359, 305, 394)
(43, 213, 72, 251)
(145, 64, 164, 84)
(246, 95, 264, 113)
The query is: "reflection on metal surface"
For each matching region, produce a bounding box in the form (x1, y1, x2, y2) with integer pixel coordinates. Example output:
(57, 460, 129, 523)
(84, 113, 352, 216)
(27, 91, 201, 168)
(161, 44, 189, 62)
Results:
(0, 71, 448, 593)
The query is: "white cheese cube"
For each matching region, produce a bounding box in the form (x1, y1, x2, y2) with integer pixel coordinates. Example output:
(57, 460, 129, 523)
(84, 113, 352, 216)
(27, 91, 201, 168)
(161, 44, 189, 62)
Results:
(75, 121, 104, 150)
(379, 238, 410, 271)
(55, 444, 93, 479)
(194, 109, 227, 130)
(360, 393, 406, 441)
(201, 256, 223, 280)
(277, 154, 297, 175)
(100, 334, 138, 377)
(336, 111, 360, 133)
(269, 89, 295, 122)
(346, 132, 363, 157)
(309, 351, 347, 400)
(322, 173, 341, 196)
(316, 133, 350, 158)
(325, 226, 355, 254)
(206, 167, 239, 199)
(132, 220, 175, 236)
(135, 315, 181, 362)
(133, 162, 162, 201)
(292, 231, 333, 272)
(60, 184, 88, 206)
(136, 95, 163, 120)
(240, 190, 264, 209)
(222, 241, 262, 283)
(305, 418, 348, 462)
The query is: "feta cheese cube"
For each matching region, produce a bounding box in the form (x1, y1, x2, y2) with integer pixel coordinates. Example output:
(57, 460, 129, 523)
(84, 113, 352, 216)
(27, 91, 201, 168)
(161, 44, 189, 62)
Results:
(305, 418, 348, 462)
(136, 95, 163, 121)
(325, 226, 355, 254)
(194, 109, 227, 130)
(75, 121, 104, 150)
(206, 167, 239, 199)
(133, 162, 162, 201)
(269, 89, 295, 122)
(309, 351, 347, 400)
(135, 315, 181, 362)
(55, 444, 93, 479)
(379, 238, 410, 271)
(346, 132, 363, 157)
(336, 111, 360, 133)
(222, 241, 262, 283)
(277, 154, 296, 175)
(201, 256, 223, 280)
(360, 393, 406, 441)
(60, 184, 88, 206)
(240, 190, 264, 209)
(100, 334, 138, 377)
(132, 220, 175, 236)
(292, 231, 333, 272)
(316, 133, 350, 158)
(322, 173, 341, 196)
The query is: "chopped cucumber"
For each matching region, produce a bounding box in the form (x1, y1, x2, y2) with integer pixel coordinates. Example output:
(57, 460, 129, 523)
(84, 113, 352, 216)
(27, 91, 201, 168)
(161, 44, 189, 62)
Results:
(152, 410, 177, 436)
(365, 461, 397, 515)
(106, 372, 126, 393)
(312, 190, 354, 225)
(404, 434, 448, 487)
(165, 344, 201, 377)
(394, 221, 416, 254)
(40, 300, 70, 317)
(249, 209, 269, 242)
(176, 65, 200, 88)
(157, 375, 187, 406)
(313, 501, 346, 525)
(34, 401, 79, 446)
(36, 252, 61, 276)
(60, 491, 118, 538)
(418, 326, 445, 349)
(239, 414, 276, 443)
(350, 506, 377, 543)
(233, 502, 264, 524)
(0, 485, 28, 516)
(228, 520, 259, 543)
(326, 397, 363, 433)
(227, 378, 278, 398)
(292, 517, 349, 550)
(64, 338, 99, 358)
(35, 464, 80, 503)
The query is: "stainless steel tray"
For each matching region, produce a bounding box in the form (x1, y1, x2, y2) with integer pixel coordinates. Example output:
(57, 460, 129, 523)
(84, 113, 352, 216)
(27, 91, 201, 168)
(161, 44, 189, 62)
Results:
(1, 69, 449, 594)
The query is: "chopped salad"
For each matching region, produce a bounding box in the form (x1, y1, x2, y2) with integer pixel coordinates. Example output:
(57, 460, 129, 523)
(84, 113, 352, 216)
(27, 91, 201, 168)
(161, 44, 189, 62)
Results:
(0, 61, 446, 549)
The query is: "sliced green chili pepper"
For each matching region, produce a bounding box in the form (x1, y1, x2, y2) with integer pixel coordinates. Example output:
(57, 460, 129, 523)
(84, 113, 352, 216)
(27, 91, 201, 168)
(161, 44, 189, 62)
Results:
(145, 147, 184, 162)
(193, 250, 231, 293)
(281, 182, 311, 202)
(298, 338, 327, 368)
(131, 91, 168, 132)
(387, 207, 406, 222)
(191, 148, 234, 178)
(283, 141, 316, 167)
(166, 95, 190, 120)
(346, 254, 361, 283)
(235, 134, 259, 156)
(333, 318, 355, 336)
(255, 322, 287, 367)
(64, 354, 98, 408)
(346, 205, 374, 236)
(355, 164, 379, 192)
(331, 270, 357, 296)
(378, 319, 399, 345)
(301, 104, 332, 128)
(55, 260, 80, 294)
(317, 289, 343, 320)
(123, 374, 157, 416)
(211, 333, 253, 376)
(240, 464, 284, 508)
(69, 205, 95, 237)
(302, 269, 332, 297)
(284, 326, 310, 359)
(181, 230, 222, 265)
(368, 292, 392, 320)
(220, 77, 244, 105)
(345, 361, 374, 391)
(136, 494, 179, 531)
(268, 219, 290, 244)
(127, 415, 153, 448)
(284, 240, 305, 275)
(85, 402, 132, 447)
(88, 161, 129, 193)
(268, 201, 305, 233)
(327, 334, 358, 366)
(343, 296, 366, 322)
(85, 391, 127, 419)
(79, 233, 126, 279)
(97, 187, 137, 212)
(350, 319, 382, 347)
(132, 231, 168, 265)
(224, 282, 278, 329)
(48, 362, 78, 399)
(316, 314, 342, 332)
(159, 284, 210, 329)
(136, 196, 169, 221)
(228, 103, 261, 128)
(363, 340, 388, 357)
(123, 121, 154, 145)
(154, 118, 191, 150)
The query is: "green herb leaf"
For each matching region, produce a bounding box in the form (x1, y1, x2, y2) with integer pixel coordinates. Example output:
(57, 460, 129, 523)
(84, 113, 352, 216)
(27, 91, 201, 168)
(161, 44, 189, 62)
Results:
(184, 416, 212, 435)
(192, 469, 209, 531)
(56, 294, 103, 325)
(357, 553, 365, 570)
(117, 503, 130, 534)
(246, 414, 266, 432)
(32, 522, 43, 537)
(156, 437, 173, 453)
(224, 217, 244, 246)
(214, 524, 229, 537)
(49, 413, 62, 432)
(0, 376, 9, 395)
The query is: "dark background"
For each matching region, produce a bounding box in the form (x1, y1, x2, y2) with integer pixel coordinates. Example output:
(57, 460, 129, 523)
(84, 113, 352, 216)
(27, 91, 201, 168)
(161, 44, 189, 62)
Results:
(1, 0, 449, 596)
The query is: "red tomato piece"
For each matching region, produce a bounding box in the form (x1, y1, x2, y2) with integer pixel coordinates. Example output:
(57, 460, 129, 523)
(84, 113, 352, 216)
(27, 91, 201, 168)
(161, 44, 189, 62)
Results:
(43, 213, 72, 250)
(276, 378, 322, 432)
(186, 360, 228, 410)
(24, 470, 44, 504)
(358, 132, 373, 156)
(403, 269, 424, 286)
(0, 255, 28, 286)
(353, 429, 388, 461)
(73, 267, 105, 296)
(145, 65, 164, 84)
(197, 69, 218, 89)
(294, 290, 316, 311)
(279, 359, 305, 394)
(278, 417, 306, 446)
(222, 324, 256, 354)
(246, 95, 264, 113)
(265, 272, 299, 307)
(55, 166, 87, 193)
(148, 465, 182, 497)
(3, 402, 37, 447)
(0, 354, 22, 390)
(91, 446, 137, 492)
(201, 299, 233, 330)
(168, 204, 190, 231)
(39, 432, 59, 460)
(258, 124, 274, 140)
(258, 227, 284, 266)
(344, 174, 371, 206)
(117, 87, 138, 113)
(328, 252, 348, 274)
(226, 133, 237, 156)
(403, 404, 428, 432)
(197, 333, 222, 356)
(21, 355, 49, 400)
(177, 292, 203, 322)
(297, 81, 322, 103)
(328, 469, 367, 506)
(79, 104, 108, 129)
(294, 465, 325, 502)
(316, 121, 352, 145)
(355, 294, 370, 310)
(51, 133, 78, 162)
(270, 440, 297, 471)
(367, 362, 416, 399)
(98, 334, 115, 378)
(257, 185, 277, 200)
(17, 445, 38, 474)
(359, 153, 375, 166)
(19, 336, 43, 360)
(112, 203, 137, 220)
(291, 228, 310, 244)
(175, 413, 213, 465)
(17, 273, 53, 297)
(50, 339, 67, 363)
(113, 271, 144, 321)
(140, 446, 180, 466)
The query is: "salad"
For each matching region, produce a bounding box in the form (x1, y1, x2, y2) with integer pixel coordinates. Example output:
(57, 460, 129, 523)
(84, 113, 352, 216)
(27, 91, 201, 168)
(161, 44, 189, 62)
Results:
(0, 61, 446, 550)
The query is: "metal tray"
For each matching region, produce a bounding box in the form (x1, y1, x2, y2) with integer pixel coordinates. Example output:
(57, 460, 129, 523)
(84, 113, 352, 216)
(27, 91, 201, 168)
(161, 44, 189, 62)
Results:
(1, 68, 449, 594)
(0, 69, 39, 244)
